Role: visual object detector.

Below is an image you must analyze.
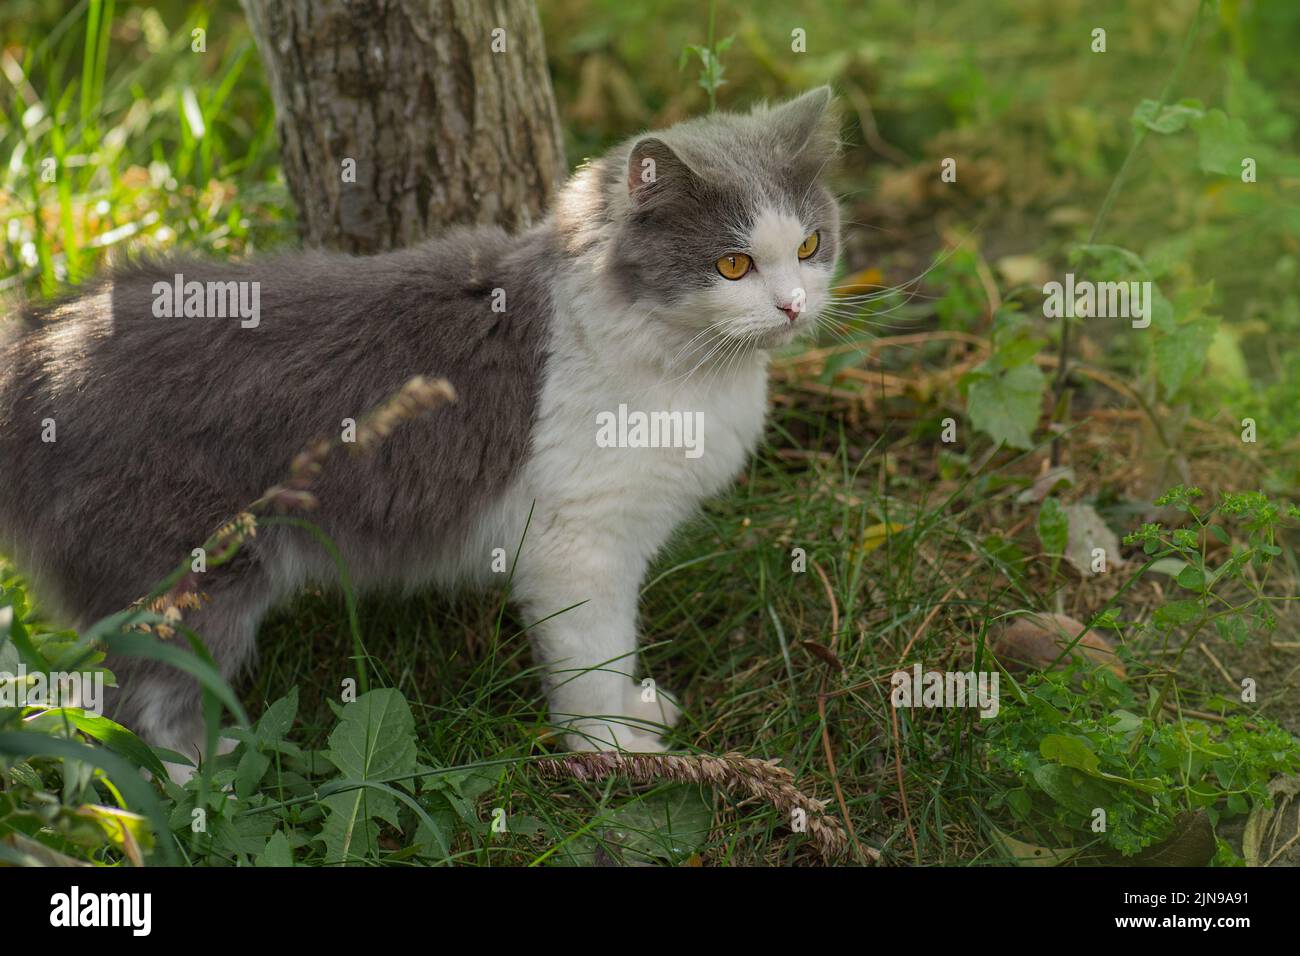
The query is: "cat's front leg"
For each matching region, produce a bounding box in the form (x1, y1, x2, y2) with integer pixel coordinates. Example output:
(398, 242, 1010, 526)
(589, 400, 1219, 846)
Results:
(512, 539, 679, 752)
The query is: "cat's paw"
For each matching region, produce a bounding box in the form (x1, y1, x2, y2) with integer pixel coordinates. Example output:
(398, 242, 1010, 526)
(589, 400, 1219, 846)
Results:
(564, 719, 671, 754)
(622, 680, 682, 731)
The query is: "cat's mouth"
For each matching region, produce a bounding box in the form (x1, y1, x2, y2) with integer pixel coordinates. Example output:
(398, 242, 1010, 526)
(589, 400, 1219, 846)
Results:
(747, 320, 806, 349)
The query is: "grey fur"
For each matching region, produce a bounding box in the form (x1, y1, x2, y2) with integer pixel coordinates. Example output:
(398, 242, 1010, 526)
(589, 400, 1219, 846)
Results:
(0, 88, 840, 757)
(592, 88, 840, 308)
(1, 232, 553, 750)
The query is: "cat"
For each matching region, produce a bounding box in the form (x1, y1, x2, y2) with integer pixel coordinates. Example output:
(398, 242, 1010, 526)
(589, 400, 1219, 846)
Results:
(0, 87, 841, 775)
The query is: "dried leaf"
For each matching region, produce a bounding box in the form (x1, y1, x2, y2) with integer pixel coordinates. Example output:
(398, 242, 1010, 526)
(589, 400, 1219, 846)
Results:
(861, 522, 907, 555)
(991, 612, 1126, 678)
(1126, 811, 1215, 866)
(800, 640, 845, 672)
(1064, 503, 1122, 575)
(988, 825, 1078, 867)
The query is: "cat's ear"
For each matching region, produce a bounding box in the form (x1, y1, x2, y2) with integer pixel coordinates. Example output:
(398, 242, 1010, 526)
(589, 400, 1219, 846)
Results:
(767, 86, 839, 163)
(626, 137, 699, 209)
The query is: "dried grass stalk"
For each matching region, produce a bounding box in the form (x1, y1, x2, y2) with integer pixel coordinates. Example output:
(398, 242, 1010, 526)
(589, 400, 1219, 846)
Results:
(535, 750, 851, 862)
(131, 376, 456, 631)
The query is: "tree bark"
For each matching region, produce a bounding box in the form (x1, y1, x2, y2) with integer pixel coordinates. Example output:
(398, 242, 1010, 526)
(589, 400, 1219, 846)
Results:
(240, 0, 566, 254)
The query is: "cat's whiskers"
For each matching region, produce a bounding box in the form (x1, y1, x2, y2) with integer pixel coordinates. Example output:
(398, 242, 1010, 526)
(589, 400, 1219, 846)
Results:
(686, 335, 750, 394)
(701, 333, 755, 395)
(811, 313, 870, 353)
(818, 305, 926, 333)
(650, 325, 735, 393)
(725, 334, 763, 382)
(820, 256, 956, 336)
(821, 304, 926, 325)
(834, 216, 892, 235)
(827, 234, 972, 313)
(666, 320, 731, 371)
(830, 285, 943, 304)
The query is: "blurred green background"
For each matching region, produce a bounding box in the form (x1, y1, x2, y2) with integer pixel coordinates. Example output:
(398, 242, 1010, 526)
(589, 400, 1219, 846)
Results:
(4, 0, 1300, 868)
(3, 1, 1298, 462)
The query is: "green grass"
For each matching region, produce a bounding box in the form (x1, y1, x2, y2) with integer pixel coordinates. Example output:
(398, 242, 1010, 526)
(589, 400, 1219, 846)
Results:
(1, 0, 291, 299)
(3, 0, 1300, 866)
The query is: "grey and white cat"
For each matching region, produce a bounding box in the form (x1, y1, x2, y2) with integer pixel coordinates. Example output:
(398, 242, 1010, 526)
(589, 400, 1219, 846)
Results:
(0, 88, 841, 772)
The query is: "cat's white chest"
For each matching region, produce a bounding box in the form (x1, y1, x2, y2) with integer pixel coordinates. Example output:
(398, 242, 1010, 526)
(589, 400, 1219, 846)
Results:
(532, 347, 764, 545)
(490, 278, 769, 567)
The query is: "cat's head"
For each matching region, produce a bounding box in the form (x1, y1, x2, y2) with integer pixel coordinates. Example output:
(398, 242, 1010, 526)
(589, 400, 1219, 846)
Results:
(583, 87, 841, 354)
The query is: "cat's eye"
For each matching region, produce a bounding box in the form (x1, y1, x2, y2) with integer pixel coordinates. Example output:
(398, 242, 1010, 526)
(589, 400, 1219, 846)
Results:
(716, 252, 753, 280)
(797, 232, 820, 260)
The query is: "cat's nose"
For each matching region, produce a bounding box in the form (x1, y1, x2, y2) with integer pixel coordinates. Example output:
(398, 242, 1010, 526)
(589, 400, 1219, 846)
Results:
(776, 302, 801, 323)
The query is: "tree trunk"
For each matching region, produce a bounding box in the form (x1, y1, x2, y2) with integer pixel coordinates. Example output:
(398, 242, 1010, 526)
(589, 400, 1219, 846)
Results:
(240, 0, 566, 254)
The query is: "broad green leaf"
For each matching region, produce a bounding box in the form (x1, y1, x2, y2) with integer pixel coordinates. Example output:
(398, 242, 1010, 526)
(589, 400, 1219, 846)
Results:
(1040, 734, 1100, 774)
(254, 689, 298, 745)
(1176, 564, 1206, 592)
(210, 809, 277, 857)
(1153, 599, 1201, 631)
(1107, 710, 1143, 735)
(412, 795, 456, 860)
(318, 689, 418, 864)
(993, 335, 1048, 367)
(1214, 615, 1249, 646)
(318, 792, 385, 863)
(25, 709, 168, 781)
(557, 785, 714, 866)
(965, 362, 1046, 450)
(1155, 317, 1216, 395)
(605, 785, 713, 864)
(1132, 98, 1204, 134)
(1151, 285, 1217, 397)
(255, 829, 295, 867)
(325, 689, 417, 781)
(1067, 244, 1149, 282)
(1031, 764, 1114, 817)
(1148, 557, 1189, 578)
(235, 749, 270, 800)
(1193, 108, 1251, 176)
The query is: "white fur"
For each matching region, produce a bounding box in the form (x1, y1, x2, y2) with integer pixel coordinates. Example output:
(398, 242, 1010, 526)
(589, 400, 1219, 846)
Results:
(458, 199, 831, 751)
